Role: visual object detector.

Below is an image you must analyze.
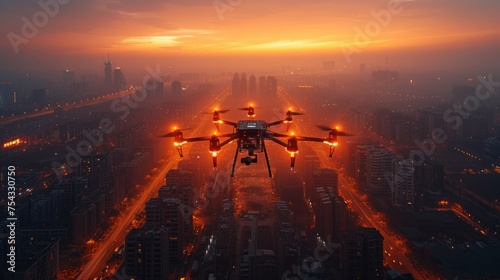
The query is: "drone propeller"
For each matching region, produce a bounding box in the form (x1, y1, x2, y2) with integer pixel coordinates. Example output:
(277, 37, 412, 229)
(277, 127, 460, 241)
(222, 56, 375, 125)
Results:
(203, 109, 230, 114)
(158, 127, 191, 137)
(289, 111, 305, 116)
(315, 125, 353, 136)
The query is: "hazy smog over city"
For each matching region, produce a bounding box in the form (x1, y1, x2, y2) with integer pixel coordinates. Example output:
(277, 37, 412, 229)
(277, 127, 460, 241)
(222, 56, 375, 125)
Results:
(1, 0, 499, 279)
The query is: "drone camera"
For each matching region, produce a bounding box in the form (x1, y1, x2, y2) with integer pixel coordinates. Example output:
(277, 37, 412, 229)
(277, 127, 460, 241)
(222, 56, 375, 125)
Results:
(241, 155, 257, 165)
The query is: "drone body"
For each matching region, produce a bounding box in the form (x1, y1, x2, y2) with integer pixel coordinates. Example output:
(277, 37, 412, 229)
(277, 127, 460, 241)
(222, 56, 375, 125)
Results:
(160, 106, 352, 177)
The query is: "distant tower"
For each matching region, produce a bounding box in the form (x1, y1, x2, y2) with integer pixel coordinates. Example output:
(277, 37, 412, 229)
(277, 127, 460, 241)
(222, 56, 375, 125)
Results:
(240, 72, 247, 94)
(232, 72, 240, 95)
(104, 55, 113, 91)
(266, 76, 277, 95)
(171, 80, 182, 95)
(259, 76, 267, 94)
(113, 67, 126, 91)
(248, 75, 256, 94)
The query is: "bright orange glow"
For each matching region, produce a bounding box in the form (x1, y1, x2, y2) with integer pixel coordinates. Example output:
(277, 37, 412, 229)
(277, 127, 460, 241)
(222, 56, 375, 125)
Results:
(3, 139, 21, 148)
(211, 152, 218, 157)
(333, 142, 338, 147)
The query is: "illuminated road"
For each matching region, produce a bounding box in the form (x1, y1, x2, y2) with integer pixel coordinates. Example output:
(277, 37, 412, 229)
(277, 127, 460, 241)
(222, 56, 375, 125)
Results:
(276, 86, 436, 280)
(0, 88, 135, 127)
(76, 88, 231, 280)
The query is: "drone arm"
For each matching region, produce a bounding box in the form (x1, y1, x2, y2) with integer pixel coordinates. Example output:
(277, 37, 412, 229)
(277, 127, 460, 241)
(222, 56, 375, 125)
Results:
(219, 134, 239, 148)
(267, 120, 284, 127)
(268, 137, 288, 148)
(221, 120, 238, 127)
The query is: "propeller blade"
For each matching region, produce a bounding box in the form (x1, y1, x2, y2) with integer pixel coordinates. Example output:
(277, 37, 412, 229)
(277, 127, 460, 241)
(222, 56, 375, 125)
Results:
(337, 131, 354, 137)
(158, 132, 176, 138)
(316, 125, 332, 131)
(290, 112, 305, 116)
(218, 109, 230, 113)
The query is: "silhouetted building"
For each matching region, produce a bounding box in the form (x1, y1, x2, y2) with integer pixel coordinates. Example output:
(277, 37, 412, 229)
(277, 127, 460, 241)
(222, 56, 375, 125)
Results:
(313, 186, 346, 243)
(125, 226, 170, 280)
(259, 76, 267, 94)
(0, 82, 16, 108)
(249, 75, 256, 94)
(171, 80, 182, 95)
(4, 240, 59, 280)
(240, 72, 248, 94)
(104, 59, 113, 91)
(341, 228, 384, 280)
(232, 72, 240, 95)
(418, 159, 444, 193)
(145, 198, 186, 263)
(113, 67, 127, 91)
(71, 201, 97, 245)
(267, 76, 277, 95)
(391, 158, 415, 209)
(79, 154, 111, 190)
(313, 168, 339, 196)
(366, 147, 395, 193)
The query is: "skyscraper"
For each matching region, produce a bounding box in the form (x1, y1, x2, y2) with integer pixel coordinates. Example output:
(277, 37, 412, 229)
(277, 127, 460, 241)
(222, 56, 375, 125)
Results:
(113, 67, 126, 91)
(341, 228, 384, 280)
(249, 75, 256, 94)
(145, 198, 186, 263)
(104, 57, 113, 91)
(240, 72, 247, 94)
(125, 226, 170, 280)
(366, 147, 395, 193)
(232, 72, 240, 95)
(391, 158, 415, 209)
(171, 80, 182, 95)
(259, 76, 267, 95)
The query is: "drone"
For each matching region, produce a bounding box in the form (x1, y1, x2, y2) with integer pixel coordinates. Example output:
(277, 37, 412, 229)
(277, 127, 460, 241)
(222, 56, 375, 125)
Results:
(159, 105, 352, 177)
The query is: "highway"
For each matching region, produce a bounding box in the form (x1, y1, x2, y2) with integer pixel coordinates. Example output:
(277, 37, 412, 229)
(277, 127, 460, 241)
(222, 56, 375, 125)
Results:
(76, 88, 232, 280)
(0, 87, 135, 127)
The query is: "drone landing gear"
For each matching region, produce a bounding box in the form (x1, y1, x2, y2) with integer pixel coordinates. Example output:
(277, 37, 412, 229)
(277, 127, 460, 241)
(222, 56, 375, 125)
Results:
(176, 146, 184, 157)
(329, 146, 335, 157)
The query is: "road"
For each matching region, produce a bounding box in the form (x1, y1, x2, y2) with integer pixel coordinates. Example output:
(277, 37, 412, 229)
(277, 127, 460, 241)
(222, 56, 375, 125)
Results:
(0, 87, 136, 127)
(76, 88, 232, 280)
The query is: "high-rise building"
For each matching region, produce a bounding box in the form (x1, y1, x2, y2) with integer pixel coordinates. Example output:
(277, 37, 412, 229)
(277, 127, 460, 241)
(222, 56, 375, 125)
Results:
(70, 202, 97, 245)
(341, 228, 384, 280)
(113, 67, 127, 91)
(313, 168, 339, 196)
(366, 147, 395, 193)
(171, 80, 182, 95)
(145, 198, 186, 263)
(79, 154, 111, 189)
(313, 186, 346, 243)
(232, 72, 240, 95)
(267, 76, 277, 95)
(104, 58, 113, 91)
(391, 158, 415, 209)
(248, 75, 256, 94)
(0, 82, 16, 108)
(355, 145, 373, 188)
(259, 76, 267, 95)
(166, 168, 193, 188)
(418, 159, 444, 193)
(303, 154, 321, 199)
(125, 226, 170, 280)
(240, 72, 247, 94)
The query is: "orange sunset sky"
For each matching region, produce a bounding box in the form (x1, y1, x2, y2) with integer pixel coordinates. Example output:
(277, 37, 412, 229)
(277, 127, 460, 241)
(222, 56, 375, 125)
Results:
(1, 0, 499, 73)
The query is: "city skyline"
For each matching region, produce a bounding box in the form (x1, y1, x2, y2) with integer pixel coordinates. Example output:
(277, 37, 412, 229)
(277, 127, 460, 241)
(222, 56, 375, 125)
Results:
(1, 0, 500, 73)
